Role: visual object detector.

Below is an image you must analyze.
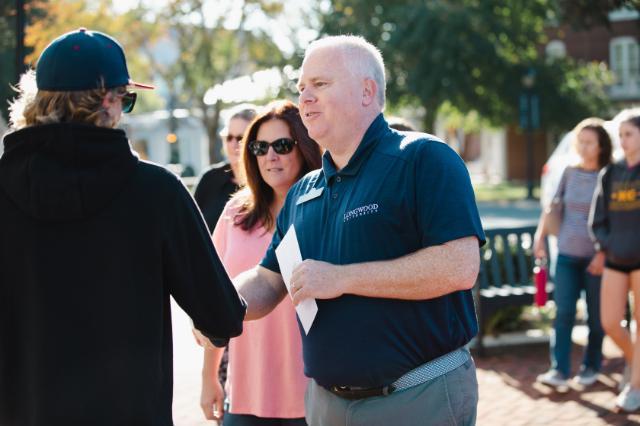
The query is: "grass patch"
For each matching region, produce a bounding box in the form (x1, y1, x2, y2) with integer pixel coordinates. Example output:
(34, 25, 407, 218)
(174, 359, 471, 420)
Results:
(473, 182, 540, 202)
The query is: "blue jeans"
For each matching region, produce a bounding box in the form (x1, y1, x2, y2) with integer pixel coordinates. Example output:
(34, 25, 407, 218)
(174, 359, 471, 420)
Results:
(550, 254, 604, 377)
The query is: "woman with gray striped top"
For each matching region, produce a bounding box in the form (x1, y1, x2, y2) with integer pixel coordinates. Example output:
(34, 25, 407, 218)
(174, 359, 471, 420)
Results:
(534, 118, 613, 392)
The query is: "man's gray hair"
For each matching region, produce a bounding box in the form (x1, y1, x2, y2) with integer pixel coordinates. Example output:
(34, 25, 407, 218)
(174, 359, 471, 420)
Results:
(228, 103, 258, 123)
(220, 103, 258, 136)
(306, 35, 386, 108)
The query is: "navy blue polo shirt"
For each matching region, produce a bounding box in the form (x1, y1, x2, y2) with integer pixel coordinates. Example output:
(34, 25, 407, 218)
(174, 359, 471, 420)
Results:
(260, 114, 485, 388)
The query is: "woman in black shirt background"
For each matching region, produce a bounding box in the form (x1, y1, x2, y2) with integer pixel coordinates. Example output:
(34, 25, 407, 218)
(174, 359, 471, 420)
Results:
(194, 105, 258, 232)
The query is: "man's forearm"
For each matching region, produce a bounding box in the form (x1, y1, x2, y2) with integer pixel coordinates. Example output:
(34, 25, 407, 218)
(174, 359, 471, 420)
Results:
(235, 266, 287, 320)
(341, 236, 479, 300)
(290, 236, 480, 305)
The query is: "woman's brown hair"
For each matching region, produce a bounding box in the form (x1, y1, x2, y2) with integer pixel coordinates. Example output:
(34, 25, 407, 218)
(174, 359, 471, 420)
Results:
(234, 100, 322, 232)
(573, 117, 613, 169)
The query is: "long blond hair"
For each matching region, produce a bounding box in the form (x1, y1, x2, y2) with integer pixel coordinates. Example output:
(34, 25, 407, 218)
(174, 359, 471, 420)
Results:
(9, 70, 125, 130)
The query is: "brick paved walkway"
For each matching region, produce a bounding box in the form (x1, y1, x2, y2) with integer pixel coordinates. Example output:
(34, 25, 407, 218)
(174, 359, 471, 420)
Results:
(475, 344, 640, 425)
(171, 302, 640, 425)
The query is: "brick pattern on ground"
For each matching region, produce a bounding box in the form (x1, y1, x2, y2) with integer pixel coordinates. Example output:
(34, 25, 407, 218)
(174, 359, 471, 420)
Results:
(475, 343, 640, 426)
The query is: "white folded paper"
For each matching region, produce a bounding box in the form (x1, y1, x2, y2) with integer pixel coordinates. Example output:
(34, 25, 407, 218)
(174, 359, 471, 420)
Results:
(275, 225, 318, 334)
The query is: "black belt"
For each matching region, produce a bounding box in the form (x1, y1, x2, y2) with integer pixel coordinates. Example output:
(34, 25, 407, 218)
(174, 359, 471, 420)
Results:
(327, 384, 395, 400)
(324, 348, 470, 400)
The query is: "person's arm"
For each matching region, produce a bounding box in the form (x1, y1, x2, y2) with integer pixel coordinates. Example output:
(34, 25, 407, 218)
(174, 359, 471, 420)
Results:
(534, 167, 569, 259)
(587, 169, 611, 275)
(200, 346, 225, 421)
(164, 177, 246, 345)
(587, 251, 606, 276)
(289, 140, 483, 304)
(589, 167, 610, 254)
(533, 210, 551, 259)
(235, 265, 288, 320)
(288, 141, 482, 304)
(290, 236, 479, 304)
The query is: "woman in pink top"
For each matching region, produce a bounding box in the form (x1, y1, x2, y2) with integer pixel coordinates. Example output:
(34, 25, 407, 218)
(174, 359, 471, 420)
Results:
(199, 100, 322, 425)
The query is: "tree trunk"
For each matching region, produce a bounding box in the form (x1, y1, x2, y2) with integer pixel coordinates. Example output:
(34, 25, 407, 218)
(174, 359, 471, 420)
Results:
(422, 104, 438, 135)
(203, 102, 223, 165)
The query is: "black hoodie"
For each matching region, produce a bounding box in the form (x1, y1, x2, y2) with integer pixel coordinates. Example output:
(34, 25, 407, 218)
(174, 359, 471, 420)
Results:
(0, 123, 246, 426)
(589, 159, 640, 266)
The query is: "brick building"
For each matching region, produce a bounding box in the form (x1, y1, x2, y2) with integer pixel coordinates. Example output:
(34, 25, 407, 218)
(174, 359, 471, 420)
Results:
(507, 8, 640, 182)
(547, 8, 640, 103)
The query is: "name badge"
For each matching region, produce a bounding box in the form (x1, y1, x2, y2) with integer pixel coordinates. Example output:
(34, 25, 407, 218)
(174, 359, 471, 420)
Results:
(296, 187, 324, 205)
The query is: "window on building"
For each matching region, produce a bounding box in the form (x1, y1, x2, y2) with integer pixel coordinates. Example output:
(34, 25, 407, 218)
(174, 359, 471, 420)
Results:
(610, 37, 640, 88)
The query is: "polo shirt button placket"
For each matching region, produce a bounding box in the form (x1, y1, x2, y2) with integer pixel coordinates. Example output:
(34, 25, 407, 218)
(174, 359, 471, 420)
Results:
(332, 175, 341, 200)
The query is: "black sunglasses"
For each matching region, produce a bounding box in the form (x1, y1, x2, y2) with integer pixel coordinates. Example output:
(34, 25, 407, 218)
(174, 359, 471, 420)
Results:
(224, 134, 244, 143)
(119, 91, 137, 114)
(248, 138, 297, 156)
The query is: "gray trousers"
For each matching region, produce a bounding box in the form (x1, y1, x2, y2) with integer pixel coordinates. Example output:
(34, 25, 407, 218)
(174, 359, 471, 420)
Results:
(305, 358, 478, 426)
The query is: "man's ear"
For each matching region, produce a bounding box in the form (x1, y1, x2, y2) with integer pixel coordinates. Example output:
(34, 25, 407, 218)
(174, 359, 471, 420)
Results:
(362, 78, 377, 107)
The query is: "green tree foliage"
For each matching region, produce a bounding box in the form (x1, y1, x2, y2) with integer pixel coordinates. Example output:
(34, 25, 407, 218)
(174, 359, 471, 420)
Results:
(1, 1, 52, 123)
(22, 0, 165, 113)
(320, 0, 613, 132)
(152, 0, 287, 162)
(556, 0, 640, 29)
(0, 1, 15, 122)
(17, 0, 289, 163)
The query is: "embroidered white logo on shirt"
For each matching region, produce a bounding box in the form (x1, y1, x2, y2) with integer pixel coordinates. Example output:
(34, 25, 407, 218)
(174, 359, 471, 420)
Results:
(343, 203, 379, 222)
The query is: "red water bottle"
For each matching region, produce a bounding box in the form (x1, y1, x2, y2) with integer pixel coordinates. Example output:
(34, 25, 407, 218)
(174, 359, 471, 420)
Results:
(534, 258, 548, 307)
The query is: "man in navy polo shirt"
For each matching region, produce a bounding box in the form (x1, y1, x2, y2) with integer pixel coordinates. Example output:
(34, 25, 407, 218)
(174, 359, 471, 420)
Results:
(235, 35, 485, 425)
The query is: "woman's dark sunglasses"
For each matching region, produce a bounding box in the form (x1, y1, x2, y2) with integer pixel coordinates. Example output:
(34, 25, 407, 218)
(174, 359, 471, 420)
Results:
(119, 91, 137, 114)
(248, 138, 297, 156)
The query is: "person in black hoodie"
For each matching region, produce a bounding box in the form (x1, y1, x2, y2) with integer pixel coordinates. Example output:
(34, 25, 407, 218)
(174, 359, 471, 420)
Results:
(590, 111, 640, 412)
(0, 28, 246, 426)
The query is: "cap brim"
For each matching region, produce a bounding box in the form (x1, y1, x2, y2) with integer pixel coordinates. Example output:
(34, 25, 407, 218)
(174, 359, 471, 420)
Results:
(128, 79, 155, 90)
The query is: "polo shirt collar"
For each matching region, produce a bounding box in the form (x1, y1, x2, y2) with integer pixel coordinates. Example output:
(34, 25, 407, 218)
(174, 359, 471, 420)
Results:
(322, 113, 389, 182)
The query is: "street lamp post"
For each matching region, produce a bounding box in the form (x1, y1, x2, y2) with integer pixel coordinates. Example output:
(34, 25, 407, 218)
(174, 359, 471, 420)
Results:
(519, 68, 539, 200)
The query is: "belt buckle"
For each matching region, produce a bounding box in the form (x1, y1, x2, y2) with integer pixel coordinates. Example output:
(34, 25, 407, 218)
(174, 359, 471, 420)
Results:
(331, 385, 357, 396)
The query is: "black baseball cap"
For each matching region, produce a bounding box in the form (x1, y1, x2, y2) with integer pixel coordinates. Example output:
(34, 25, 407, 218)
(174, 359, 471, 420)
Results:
(36, 28, 154, 91)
